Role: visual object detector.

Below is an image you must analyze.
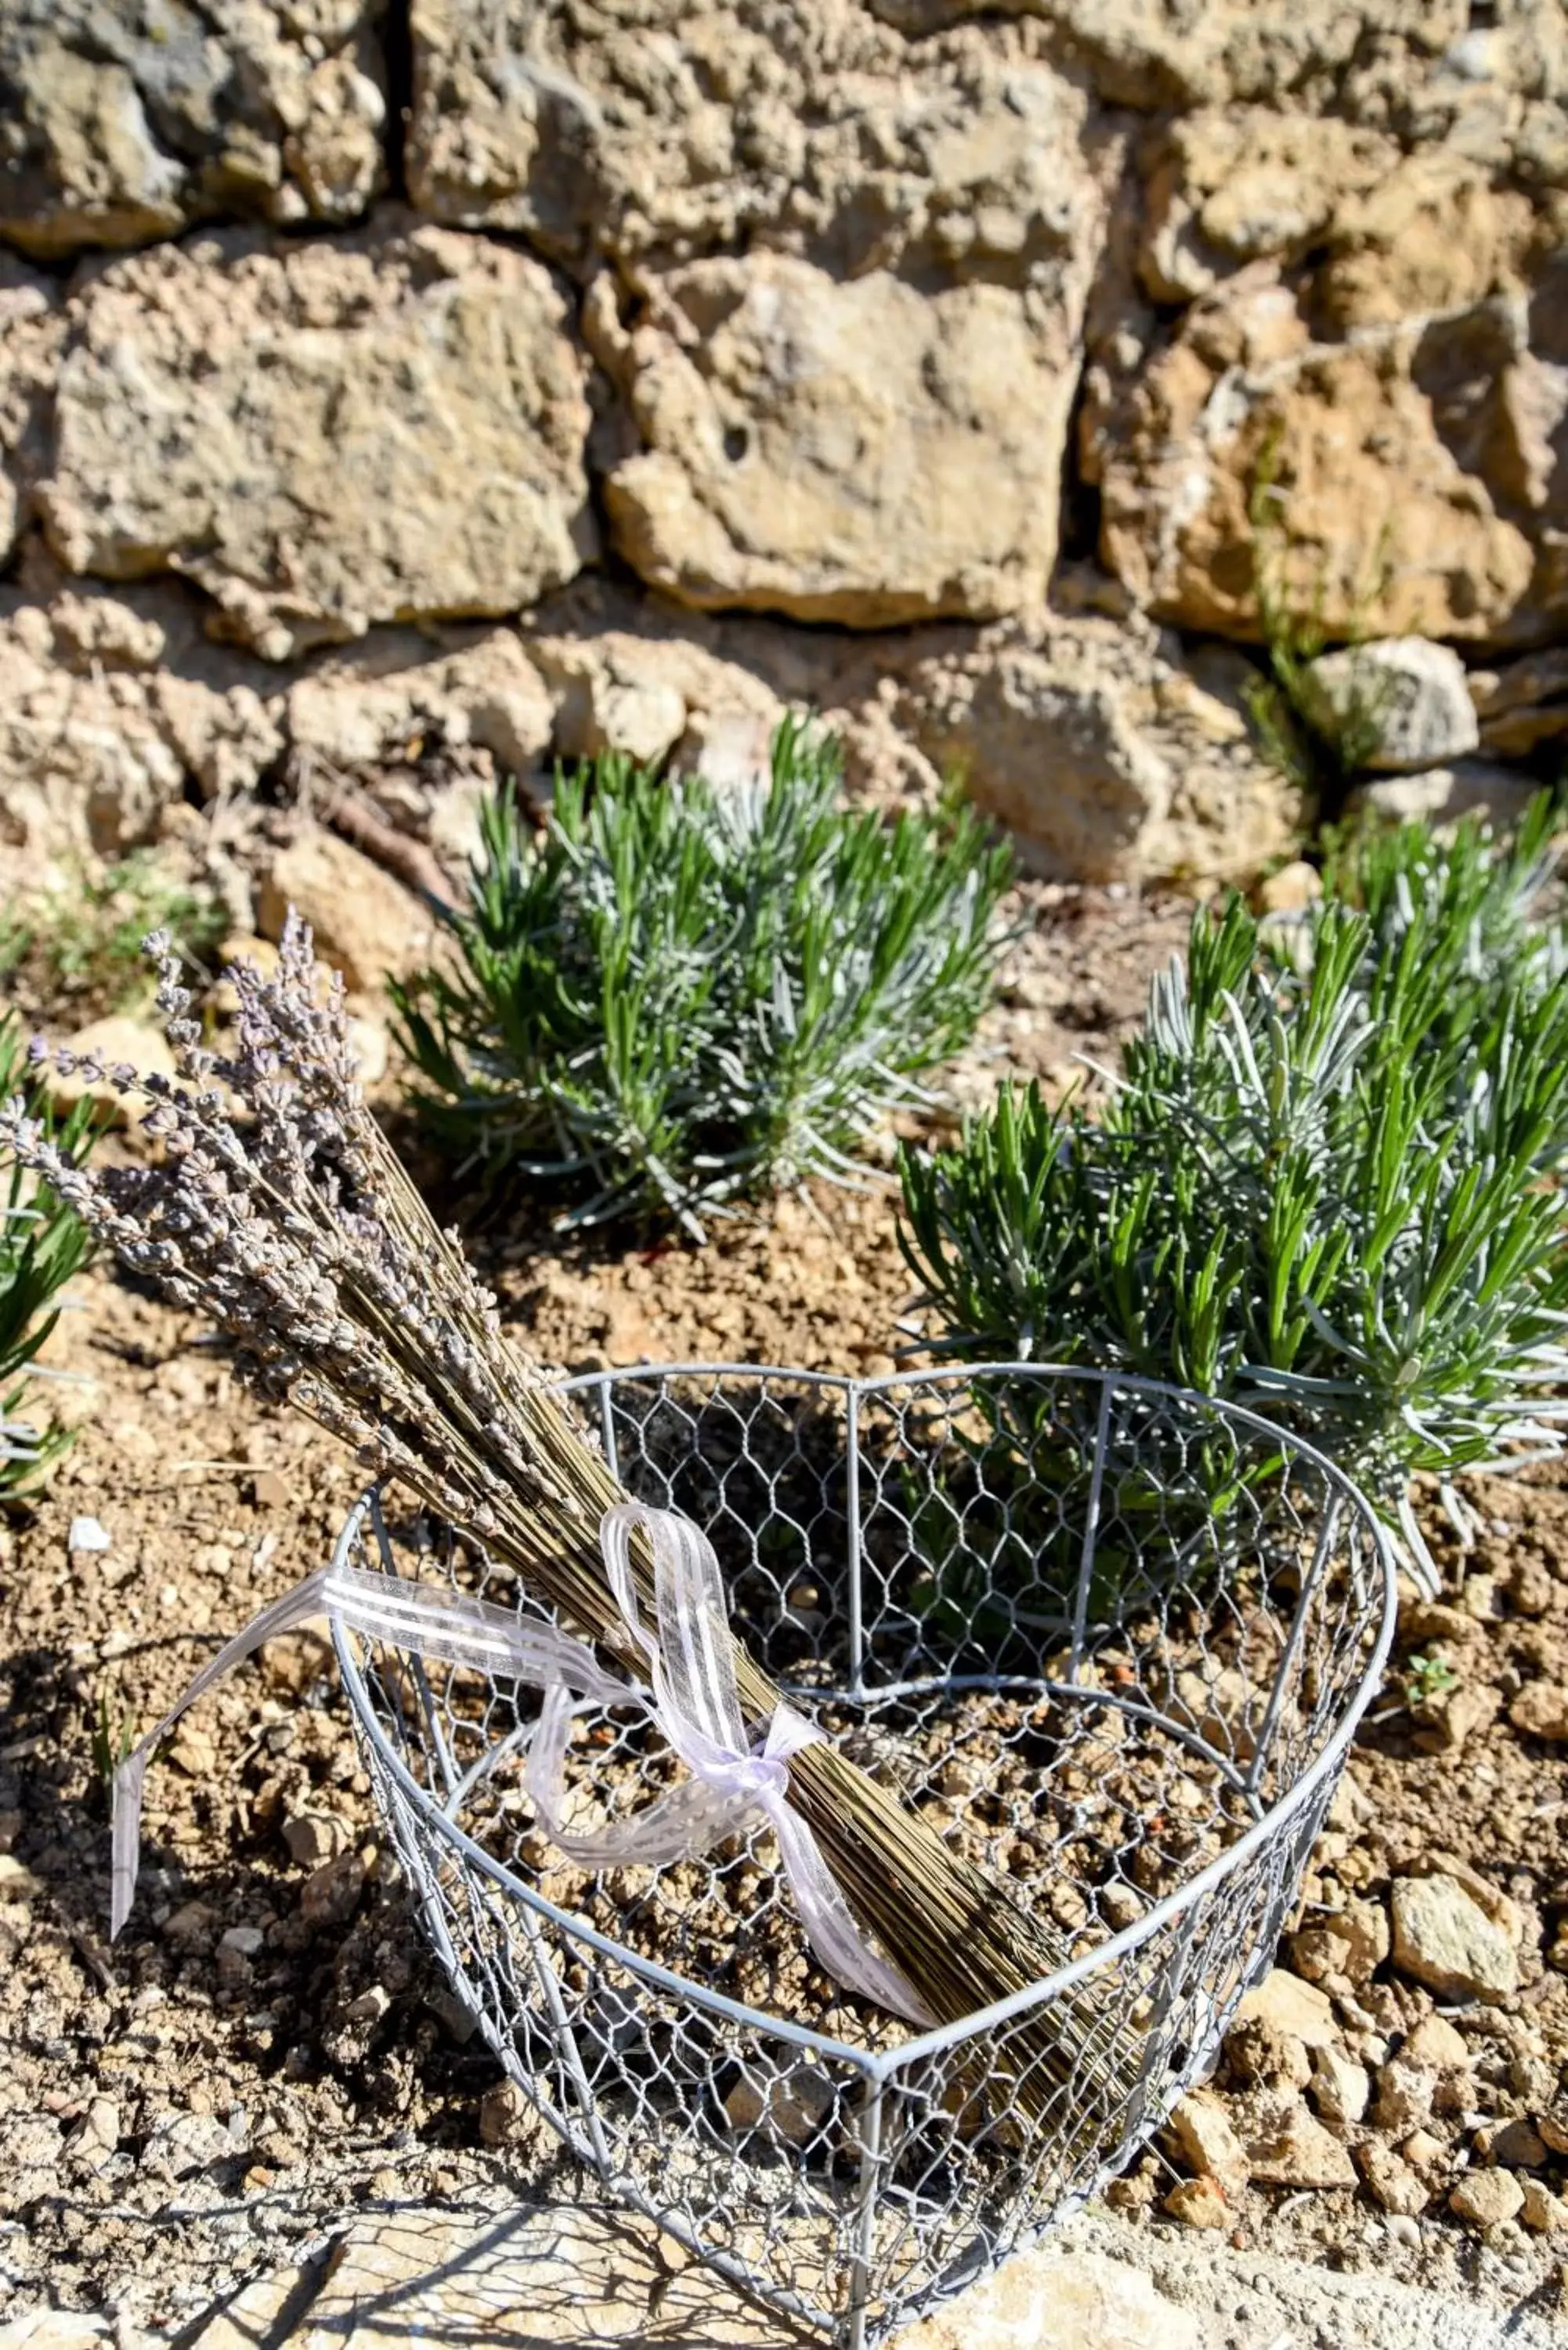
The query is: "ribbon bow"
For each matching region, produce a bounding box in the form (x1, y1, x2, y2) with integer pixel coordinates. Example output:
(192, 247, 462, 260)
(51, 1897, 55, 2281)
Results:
(110, 1502, 927, 2025)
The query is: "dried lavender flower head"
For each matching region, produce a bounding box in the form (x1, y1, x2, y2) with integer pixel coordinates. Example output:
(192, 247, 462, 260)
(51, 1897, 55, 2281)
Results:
(0, 916, 585, 1553)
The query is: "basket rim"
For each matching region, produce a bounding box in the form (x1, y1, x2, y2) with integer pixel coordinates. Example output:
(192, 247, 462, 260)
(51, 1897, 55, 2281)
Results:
(555, 1357, 1393, 1506)
(333, 1359, 1399, 2077)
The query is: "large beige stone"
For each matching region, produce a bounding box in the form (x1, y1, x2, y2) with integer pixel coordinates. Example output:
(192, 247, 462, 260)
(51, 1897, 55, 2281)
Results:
(98, 2188, 1568, 2350)
(0, 585, 284, 868)
(905, 619, 1305, 884)
(39, 221, 598, 660)
(529, 630, 782, 774)
(1235, 1967, 1338, 2048)
(192, 2205, 783, 2348)
(1245, 2105, 1358, 2189)
(869, 3, 1503, 125)
(258, 827, 436, 993)
(1391, 1871, 1522, 2001)
(1168, 2088, 1248, 2189)
(171, 2268, 298, 2350)
(182, 2204, 1201, 2350)
(0, 2, 387, 255)
(1091, 214, 1568, 649)
(595, 252, 1097, 627)
(0, 2316, 121, 2350)
(410, 5, 1110, 279)
(1358, 2143, 1433, 2218)
(892, 2243, 1200, 2348)
(1449, 2166, 1526, 2232)
(0, 257, 61, 565)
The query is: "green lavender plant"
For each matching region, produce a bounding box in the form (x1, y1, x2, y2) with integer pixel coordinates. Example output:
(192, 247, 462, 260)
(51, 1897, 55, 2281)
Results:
(0, 1013, 95, 1495)
(900, 838, 1568, 1592)
(393, 719, 1011, 1235)
(1321, 788, 1566, 1019)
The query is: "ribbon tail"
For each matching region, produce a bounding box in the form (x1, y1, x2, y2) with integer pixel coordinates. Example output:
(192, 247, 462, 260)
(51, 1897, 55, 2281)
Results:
(107, 1561, 628, 1940)
(522, 1683, 576, 1849)
(331, 1567, 627, 1702)
(109, 1563, 336, 1940)
(110, 1746, 151, 1945)
(770, 1801, 934, 2027)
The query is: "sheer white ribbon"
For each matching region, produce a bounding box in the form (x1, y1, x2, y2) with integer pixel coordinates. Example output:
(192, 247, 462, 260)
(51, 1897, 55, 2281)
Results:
(110, 1501, 929, 2024)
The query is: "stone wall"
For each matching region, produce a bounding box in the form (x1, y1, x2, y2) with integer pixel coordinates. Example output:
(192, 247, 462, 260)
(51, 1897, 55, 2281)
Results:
(2, 2, 1565, 894)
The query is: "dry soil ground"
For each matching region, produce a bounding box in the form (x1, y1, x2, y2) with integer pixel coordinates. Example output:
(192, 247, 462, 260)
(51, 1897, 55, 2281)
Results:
(2, 879, 1566, 2341)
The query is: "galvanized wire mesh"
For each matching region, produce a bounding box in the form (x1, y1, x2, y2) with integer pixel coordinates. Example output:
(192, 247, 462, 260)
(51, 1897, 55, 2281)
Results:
(334, 1364, 1395, 2348)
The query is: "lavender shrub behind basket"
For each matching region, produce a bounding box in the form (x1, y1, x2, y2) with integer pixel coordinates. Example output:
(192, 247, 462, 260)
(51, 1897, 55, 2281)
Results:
(900, 801, 1568, 1607)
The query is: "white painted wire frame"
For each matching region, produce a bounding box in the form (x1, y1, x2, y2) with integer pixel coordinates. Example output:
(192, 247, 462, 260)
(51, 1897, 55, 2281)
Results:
(332, 1363, 1396, 2348)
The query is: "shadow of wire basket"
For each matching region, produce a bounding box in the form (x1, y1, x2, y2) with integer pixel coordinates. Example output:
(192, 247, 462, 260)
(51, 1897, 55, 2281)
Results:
(334, 1363, 1395, 2348)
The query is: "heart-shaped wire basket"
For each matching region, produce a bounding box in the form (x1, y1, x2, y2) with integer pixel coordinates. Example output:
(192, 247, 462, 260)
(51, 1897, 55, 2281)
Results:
(333, 1361, 1395, 2348)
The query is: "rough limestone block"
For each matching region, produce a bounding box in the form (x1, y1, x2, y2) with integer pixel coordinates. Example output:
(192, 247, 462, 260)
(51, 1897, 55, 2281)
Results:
(39, 223, 597, 660)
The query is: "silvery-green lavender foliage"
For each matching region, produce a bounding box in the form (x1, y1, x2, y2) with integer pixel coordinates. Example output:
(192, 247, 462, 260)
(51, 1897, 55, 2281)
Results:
(1321, 788, 1566, 1013)
(393, 720, 1011, 1235)
(900, 799, 1568, 1586)
(0, 1012, 94, 1495)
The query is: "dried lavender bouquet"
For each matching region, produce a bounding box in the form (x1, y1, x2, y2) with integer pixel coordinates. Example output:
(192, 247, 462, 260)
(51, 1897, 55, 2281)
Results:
(3, 924, 1097, 2096)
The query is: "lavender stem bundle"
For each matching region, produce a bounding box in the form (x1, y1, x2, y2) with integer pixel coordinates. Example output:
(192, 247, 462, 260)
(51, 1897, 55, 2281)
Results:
(2, 922, 1113, 2125)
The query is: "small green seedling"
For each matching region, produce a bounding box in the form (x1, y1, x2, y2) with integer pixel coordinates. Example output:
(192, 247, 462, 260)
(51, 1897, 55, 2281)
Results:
(1403, 1652, 1460, 1705)
(91, 1679, 137, 1800)
(2, 851, 225, 1013)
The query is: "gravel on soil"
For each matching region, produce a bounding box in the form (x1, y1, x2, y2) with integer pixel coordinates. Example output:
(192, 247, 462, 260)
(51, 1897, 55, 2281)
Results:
(2, 878, 1565, 2338)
